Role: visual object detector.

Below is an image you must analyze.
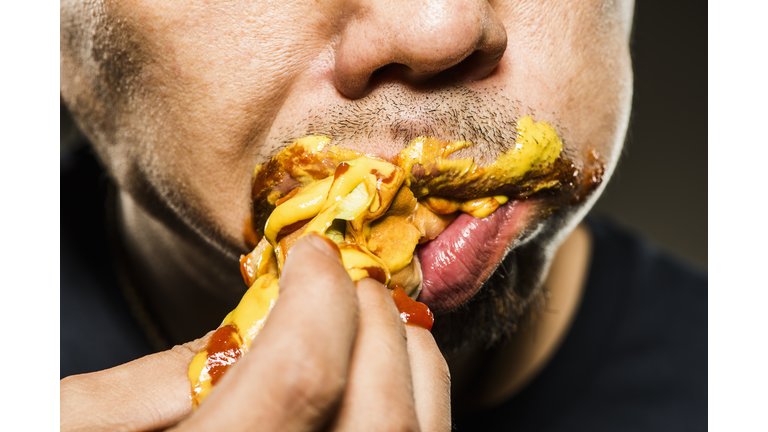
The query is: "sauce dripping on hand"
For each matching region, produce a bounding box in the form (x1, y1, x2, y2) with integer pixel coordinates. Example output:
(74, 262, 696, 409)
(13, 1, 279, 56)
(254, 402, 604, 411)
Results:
(203, 325, 244, 385)
(391, 285, 434, 331)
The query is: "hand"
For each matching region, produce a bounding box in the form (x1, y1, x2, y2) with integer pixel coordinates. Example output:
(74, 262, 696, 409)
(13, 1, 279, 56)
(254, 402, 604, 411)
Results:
(59, 335, 207, 431)
(60, 234, 452, 431)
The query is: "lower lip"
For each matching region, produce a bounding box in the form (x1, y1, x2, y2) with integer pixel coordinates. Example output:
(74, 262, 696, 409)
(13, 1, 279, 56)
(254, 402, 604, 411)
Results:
(415, 201, 532, 313)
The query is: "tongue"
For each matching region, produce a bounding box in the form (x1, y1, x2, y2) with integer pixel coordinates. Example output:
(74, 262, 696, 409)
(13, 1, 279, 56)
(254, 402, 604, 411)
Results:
(416, 202, 527, 313)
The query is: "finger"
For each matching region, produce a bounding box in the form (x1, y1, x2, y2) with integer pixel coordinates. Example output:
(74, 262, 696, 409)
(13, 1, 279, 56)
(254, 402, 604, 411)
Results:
(330, 278, 420, 432)
(180, 233, 358, 432)
(60, 333, 211, 432)
(406, 325, 452, 432)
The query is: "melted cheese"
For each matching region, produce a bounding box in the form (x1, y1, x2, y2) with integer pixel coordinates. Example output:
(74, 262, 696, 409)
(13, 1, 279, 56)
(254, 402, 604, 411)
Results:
(189, 115, 564, 407)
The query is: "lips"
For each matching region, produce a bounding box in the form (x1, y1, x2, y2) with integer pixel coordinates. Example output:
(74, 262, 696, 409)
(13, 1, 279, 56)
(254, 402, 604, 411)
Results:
(248, 120, 579, 312)
(416, 200, 532, 313)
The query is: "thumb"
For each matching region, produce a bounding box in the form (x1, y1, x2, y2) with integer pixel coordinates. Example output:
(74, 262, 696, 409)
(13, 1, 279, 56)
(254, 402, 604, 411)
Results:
(61, 333, 211, 432)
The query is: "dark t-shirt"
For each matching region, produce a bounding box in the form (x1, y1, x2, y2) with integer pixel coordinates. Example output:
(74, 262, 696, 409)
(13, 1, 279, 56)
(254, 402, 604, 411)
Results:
(61, 146, 707, 429)
(454, 216, 707, 431)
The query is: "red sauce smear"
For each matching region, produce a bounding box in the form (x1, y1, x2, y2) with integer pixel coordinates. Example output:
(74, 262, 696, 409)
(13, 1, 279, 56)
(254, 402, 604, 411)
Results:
(371, 168, 399, 185)
(334, 162, 352, 180)
(240, 254, 256, 286)
(391, 285, 434, 331)
(275, 186, 304, 206)
(362, 266, 388, 285)
(243, 215, 260, 249)
(204, 324, 245, 385)
(277, 218, 312, 239)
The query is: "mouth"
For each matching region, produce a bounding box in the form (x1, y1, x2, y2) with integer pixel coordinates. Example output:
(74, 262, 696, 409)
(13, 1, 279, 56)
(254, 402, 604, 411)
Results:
(188, 112, 607, 407)
(244, 115, 598, 316)
(416, 200, 532, 314)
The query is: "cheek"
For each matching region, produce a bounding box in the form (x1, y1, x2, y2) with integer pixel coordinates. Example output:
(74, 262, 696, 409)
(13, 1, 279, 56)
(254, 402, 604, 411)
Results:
(488, 1, 632, 170)
(100, 0, 332, 247)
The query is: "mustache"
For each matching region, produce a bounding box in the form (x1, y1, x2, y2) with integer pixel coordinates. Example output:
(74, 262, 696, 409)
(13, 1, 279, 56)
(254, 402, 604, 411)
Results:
(270, 84, 539, 162)
(251, 85, 599, 353)
(267, 84, 581, 203)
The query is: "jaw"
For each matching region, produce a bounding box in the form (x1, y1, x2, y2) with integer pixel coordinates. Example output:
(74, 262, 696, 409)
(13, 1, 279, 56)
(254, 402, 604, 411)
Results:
(428, 193, 598, 354)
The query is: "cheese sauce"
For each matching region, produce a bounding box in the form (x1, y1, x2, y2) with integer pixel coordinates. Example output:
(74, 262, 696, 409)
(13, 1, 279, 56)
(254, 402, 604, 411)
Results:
(189, 115, 573, 407)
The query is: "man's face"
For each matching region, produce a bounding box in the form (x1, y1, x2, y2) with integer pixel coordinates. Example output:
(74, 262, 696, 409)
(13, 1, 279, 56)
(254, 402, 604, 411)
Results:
(61, 0, 632, 349)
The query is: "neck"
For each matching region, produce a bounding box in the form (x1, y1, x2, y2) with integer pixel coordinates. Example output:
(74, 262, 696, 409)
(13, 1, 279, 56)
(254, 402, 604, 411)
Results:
(446, 223, 592, 412)
(115, 189, 245, 345)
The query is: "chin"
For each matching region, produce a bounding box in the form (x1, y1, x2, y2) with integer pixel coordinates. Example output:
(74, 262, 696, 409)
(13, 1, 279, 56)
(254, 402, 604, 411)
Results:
(429, 202, 590, 353)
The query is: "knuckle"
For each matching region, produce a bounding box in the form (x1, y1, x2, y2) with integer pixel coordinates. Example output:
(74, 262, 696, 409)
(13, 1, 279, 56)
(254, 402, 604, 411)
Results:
(163, 333, 212, 364)
(171, 341, 199, 358)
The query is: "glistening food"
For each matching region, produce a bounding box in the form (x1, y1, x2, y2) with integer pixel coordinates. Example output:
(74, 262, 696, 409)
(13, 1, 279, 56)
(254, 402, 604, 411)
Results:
(188, 116, 575, 406)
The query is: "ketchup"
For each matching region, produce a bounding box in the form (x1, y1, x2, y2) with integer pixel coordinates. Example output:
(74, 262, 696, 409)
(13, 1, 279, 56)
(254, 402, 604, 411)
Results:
(204, 325, 245, 385)
(391, 285, 434, 331)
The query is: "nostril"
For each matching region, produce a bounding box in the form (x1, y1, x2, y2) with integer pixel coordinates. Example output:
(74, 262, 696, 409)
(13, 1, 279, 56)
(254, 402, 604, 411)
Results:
(332, 0, 507, 99)
(367, 63, 444, 90)
(458, 49, 503, 80)
(371, 65, 388, 78)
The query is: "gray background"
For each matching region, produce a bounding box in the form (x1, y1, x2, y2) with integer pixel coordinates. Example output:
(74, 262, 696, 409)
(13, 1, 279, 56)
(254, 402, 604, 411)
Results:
(590, 0, 707, 271)
(61, 0, 707, 271)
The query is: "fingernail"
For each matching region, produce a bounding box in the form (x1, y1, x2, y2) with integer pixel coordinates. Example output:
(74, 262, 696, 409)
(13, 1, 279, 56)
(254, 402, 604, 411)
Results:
(304, 232, 342, 261)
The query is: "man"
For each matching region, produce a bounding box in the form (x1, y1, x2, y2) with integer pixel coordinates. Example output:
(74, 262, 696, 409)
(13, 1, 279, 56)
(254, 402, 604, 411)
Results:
(60, 0, 706, 430)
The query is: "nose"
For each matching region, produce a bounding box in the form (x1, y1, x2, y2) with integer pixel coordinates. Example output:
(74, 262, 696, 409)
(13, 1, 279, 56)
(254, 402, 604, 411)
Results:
(333, 0, 508, 99)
